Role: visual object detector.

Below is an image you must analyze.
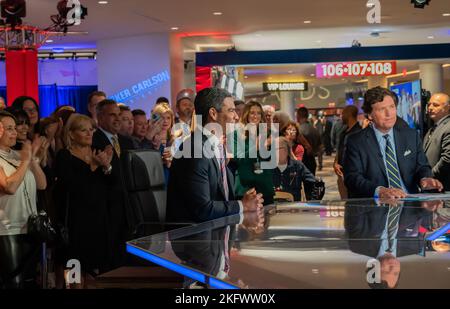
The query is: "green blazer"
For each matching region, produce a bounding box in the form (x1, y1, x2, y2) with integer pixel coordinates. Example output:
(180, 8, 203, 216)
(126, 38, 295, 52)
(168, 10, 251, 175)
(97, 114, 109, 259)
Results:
(230, 129, 274, 205)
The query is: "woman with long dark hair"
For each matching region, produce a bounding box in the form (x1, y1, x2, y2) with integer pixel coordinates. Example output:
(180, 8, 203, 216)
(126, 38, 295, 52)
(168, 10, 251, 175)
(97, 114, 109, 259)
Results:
(11, 96, 40, 140)
(0, 111, 47, 288)
(232, 101, 274, 205)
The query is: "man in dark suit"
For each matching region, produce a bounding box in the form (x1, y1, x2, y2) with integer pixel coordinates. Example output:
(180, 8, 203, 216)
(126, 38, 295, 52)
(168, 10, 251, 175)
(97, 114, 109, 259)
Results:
(334, 105, 362, 199)
(92, 99, 136, 270)
(424, 93, 450, 191)
(167, 87, 263, 223)
(345, 201, 433, 288)
(343, 86, 443, 199)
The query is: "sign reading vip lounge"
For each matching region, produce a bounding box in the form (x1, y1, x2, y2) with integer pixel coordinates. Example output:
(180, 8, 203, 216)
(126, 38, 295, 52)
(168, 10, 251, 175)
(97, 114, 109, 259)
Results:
(263, 82, 308, 92)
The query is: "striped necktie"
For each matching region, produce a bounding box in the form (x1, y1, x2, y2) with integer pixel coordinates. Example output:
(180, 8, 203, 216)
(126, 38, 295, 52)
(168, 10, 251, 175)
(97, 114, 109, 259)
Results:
(111, 135, 121, 158)
(383, 135, 402, 189)
(386, 206, 402, 252)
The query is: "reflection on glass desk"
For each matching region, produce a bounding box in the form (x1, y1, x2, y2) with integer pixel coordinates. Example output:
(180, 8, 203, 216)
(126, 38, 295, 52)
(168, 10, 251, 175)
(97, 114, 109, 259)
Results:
(127, 197, 450, 289)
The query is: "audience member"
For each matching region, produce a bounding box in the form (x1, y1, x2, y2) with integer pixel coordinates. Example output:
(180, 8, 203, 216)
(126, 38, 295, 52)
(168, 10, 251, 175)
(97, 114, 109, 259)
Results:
(0, 111, 47, 288)
(233, 101, 274, 205)
(333, 105, 361, 199)
(92, 99, 136, 268)
(55, 114, 113, 283)
(174, 89, 195, 126)
(234, 100, 245, 119)
(424, 93, 450, 191)
(262, 105, 275, 126)
(0, 97, 5, 110)
(8, 109, 30, 149)
(131, 109, 153, 149)
(11, 96, 40, 139)
(156, 97, 169, 105)
(118, 105, 134, 137)
(87, 91, 106, 124)
(273, 136, 316, 201)
(280, 121, 306, 161)
(296, 107, 321, 175)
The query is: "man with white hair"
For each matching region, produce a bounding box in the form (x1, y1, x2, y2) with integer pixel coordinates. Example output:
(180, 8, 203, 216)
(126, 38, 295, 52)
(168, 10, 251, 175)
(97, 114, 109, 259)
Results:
(263, 105, 275, 126)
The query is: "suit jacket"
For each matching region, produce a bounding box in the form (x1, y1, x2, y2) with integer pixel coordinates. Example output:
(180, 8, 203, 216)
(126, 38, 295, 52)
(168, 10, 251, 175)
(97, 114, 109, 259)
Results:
(344, 204, 430, 258)
(424, 115, 450, 191)
(166, 131, 240, 223)
(92, 129, 137, 232)
(343, 124, 432, 198)
(171, 224, 239, 278)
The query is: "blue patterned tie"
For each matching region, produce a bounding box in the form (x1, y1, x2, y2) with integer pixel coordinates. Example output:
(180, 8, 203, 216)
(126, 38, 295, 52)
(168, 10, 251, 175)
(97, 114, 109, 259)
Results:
(386, 206, 402, 252)
(383, 135, 403, 189)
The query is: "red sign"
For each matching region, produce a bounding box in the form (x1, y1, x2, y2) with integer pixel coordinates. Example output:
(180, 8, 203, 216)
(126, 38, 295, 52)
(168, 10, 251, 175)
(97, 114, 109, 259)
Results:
(316, 61, 396, 78)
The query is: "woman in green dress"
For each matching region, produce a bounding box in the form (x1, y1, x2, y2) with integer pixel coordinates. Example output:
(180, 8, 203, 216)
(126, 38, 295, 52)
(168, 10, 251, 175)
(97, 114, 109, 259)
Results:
(231, 101, 274, 205)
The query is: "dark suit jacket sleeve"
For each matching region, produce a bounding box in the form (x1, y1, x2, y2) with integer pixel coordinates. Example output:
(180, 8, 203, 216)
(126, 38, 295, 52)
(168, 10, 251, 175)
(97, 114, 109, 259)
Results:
(343, 136, 379, 197)
(432, 130, 450, 179)
(183, 157, 241, 222)
(413, 131, 433, 183)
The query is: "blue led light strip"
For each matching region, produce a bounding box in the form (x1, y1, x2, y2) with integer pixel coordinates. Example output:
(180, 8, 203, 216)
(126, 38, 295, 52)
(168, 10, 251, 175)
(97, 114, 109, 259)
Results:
(426, 222, 450, 241)
(126, 244, 239, 289)
(208, 278, 239, 289)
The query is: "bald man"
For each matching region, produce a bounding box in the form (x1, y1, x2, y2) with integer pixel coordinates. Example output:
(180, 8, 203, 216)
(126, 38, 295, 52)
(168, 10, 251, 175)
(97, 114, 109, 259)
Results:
(424, 93, 450, 191)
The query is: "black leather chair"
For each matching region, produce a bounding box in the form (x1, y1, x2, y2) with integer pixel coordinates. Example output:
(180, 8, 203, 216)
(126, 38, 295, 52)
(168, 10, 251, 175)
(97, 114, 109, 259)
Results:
(94, 150, 184, 288)
(123, 149, 166, 225)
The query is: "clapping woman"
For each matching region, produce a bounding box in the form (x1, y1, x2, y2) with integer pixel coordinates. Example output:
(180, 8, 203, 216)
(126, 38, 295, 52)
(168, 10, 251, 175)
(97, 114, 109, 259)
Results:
(54, 114, 113, 286)
(0, 111, 47, 288)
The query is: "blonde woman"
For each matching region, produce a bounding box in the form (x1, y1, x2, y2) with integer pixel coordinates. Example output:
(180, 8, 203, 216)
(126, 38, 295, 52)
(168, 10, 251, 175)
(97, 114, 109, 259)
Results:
(147, 103, 182, 179)
(54, 114, 113, 285)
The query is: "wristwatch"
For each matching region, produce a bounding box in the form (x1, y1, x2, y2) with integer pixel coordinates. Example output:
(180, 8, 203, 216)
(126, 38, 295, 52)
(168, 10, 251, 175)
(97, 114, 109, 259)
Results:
(103, 164, 112, 175)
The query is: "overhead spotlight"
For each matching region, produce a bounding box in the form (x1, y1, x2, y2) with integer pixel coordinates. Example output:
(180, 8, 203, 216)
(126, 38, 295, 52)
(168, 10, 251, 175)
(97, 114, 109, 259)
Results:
(0, 0, 26, 28)
(48, 0, 88, 33)
(411, 0, 431, 9)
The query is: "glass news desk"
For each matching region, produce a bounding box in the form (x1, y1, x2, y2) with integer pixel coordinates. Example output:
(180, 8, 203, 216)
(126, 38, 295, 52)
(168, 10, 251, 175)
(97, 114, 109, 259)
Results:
(127, 196, 450, 289)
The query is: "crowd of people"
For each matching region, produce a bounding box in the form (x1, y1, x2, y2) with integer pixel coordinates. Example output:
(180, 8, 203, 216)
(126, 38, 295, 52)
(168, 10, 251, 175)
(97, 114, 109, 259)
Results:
(0, 85, 448, 289)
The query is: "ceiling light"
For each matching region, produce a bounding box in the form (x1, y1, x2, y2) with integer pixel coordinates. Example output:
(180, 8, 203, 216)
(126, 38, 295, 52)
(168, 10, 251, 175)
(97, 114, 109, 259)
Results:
(303, 20, 312, 24)
(310, 73, 315, 77)
(98, 1, 108, 4)
(244, 76, 248, 79)
(171, 27, 179, 31)
(427, 35, 435, 39)
(45, 39, 53, 43)
(213, 12, 223, 16)
(288, 70, 293, 74)
(443, 13, 450, 17)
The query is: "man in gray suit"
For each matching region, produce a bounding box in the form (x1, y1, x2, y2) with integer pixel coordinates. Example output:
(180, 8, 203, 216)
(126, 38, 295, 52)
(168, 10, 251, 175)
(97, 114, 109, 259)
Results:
(424, 93, 450, 191)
